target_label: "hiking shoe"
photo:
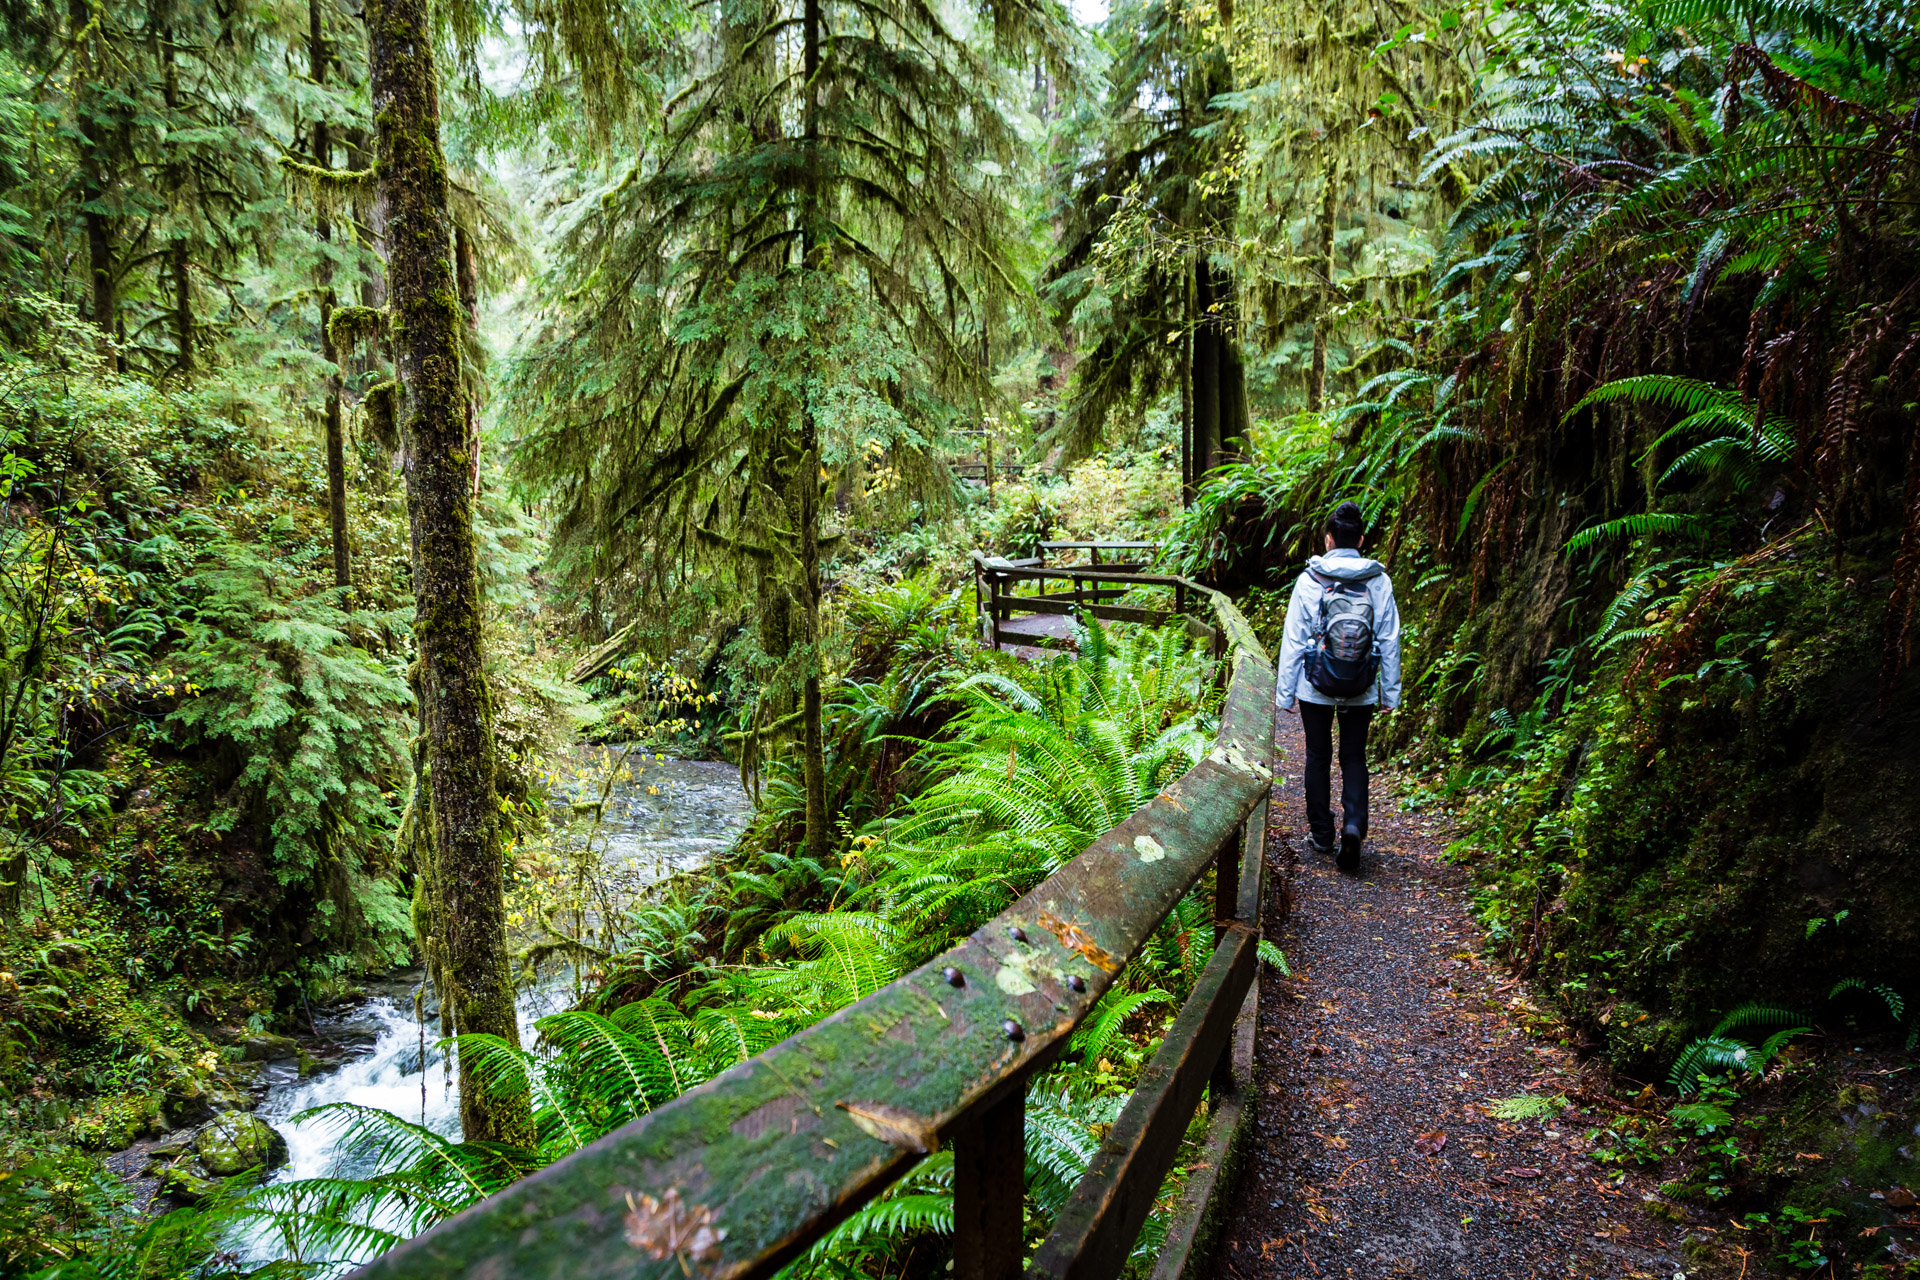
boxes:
[1337,826,1362,872]
[1304,833,1332,858]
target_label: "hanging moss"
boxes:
[327,304,386,353]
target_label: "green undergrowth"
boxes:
[0,313,581,1265]
[1399,542,1918,1078]
[68,615,1235,1278]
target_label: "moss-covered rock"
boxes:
[192,1112,288,1176]
[69,1092,162,1151]
[241,1032,300,1062]
[158,1165,220,1205]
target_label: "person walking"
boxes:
[1274,500,1401,871]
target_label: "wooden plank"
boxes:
[954,1084,1027,1280]
[1024,926,1259,1280]
[989,596,1175,626]
[1038,541,1157,551]
[968,553,1185,590]
[1152,796,1270,1280]
[346,656,1276,1280]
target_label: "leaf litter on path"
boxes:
[1209,710,1686,1279]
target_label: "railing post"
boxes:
[954,1082,1026,1280]
[991,573,1003,650]
[1209,820,1245,1110]
[975,561,985,640]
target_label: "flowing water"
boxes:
[227,756,752,1270]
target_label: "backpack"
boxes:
[1303,570,1380,700]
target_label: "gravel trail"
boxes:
[1213,709,1687,1280]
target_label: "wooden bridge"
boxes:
[352,547,1276,1280]
[972,542,1202,651]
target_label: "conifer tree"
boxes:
[1228,0,1480,407]
[3,0,276,372]
[511,0,1070,860]
[1047,0,1249,494]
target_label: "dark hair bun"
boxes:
[1326,500,1366,548]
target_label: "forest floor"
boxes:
[1213,709,1694,1279]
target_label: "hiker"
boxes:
[1273,500,1401,871]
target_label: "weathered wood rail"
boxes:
[351,582,1275,1280]
[972,544,1196,650]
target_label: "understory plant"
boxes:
[168,619,1227,1276]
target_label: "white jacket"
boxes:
[1273,548,1402,709]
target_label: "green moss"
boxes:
[1443,556,1920,1051]
[69,1091,160,1151]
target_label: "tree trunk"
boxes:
[72,0,112,350]
[312,0,350,588]
[1308,160,1337,413]
[1180,281,1193,504]
[795,0,830,863]
[366,0,529,1146]
[1189,255,1249,479]
[162,29,192,379]
[1191,255,1222,480]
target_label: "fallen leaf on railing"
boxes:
[837,1101,940,1153]
[1039,910,1120,972]
[1412,1131,1447,1155]
[624,1189,727,1264]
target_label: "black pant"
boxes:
[1300,702,1373,848]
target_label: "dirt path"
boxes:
[1213,709,1687,1280]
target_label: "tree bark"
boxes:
[1308,160,1337,413]
[312,0,350,588]
[796,0,830,863]
[1180,272,1194,504]
[71,0,112,351]
[366,0,529,1145]
[1190,255,1249,479]
[162,28,192,379]
[1191,256,1222,479]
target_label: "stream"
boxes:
[227,756,753,1270]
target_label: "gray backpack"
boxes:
[1304,571,1379,699]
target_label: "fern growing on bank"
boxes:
[1668,1003,1811,1093]
[187,619,1224,1277]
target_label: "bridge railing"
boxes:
[971,548,1197,650]
[352,589,1275,1280]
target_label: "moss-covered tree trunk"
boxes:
[796,0,831,863]
[1308,160,1337,413]
[161,28,192,379]
[366,0,529,1145]
[312,0,349,588]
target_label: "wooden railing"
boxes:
[972,545,1194,651]
[350,588,1275,1280]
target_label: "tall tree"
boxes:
[511,0,1071,860]
[1047,0,1249,495]
[1228,0,1479,409]
[311,0,351,589]
[365,0,529,1144]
